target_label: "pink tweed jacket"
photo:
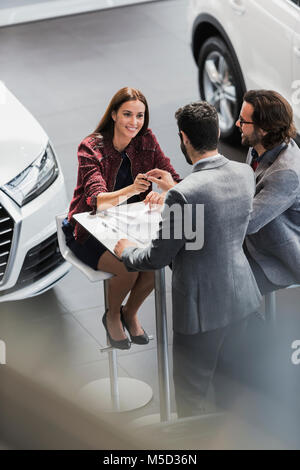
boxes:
[68,129,181,243]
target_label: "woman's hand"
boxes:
[132,173,151,195]
[144,191,166,208]
[146,169,177,192]
[97,173,150,211]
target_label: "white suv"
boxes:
[0,83,70,302]
[188,0,300,142]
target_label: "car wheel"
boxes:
[198,36,245,143]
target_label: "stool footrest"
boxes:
[100,335,154,353]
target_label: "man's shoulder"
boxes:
[226,158,253,172]
[172,172,200,194]
[277,140,300,170]
[227,159,255,183]
[191,158,253,179]
[264,141,300,184]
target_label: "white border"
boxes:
[0,0,155,27]
[0,339,6,365]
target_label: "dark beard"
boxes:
[240,127,262,148]
[180,141,193,165]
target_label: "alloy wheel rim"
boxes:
[202,51,237,133]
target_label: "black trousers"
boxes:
[172,314,255,418]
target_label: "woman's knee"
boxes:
[97,251,137,277]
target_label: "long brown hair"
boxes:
[92,87,149,139]
[244,90,297,150]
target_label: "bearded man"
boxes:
[236,90,300,294]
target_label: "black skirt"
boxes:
[62,218,106,270]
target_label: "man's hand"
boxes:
[114,239,137,258]
[146,169,177,192]
[144,190,166,208]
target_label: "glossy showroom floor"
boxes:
[0,0,300,449]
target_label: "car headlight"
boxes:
[1,143,59,206]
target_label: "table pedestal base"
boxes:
[77,377,153,413]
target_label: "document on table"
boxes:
[73,202,162,256]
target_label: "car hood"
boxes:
[0,82,48,187]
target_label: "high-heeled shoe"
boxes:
[102,310,131,350]
[120,306,149,345]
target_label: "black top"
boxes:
[114,151,140,204]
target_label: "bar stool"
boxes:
[55,213,153,413]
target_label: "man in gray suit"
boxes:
[236,90,300,294]
[114,102,261,417]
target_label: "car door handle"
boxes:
[229,0,246,15]
[294,46,300,58]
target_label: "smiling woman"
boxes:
[64,86,181,350]
[112,101,146,146]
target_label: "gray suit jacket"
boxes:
[122,155,261,335]
[246,140,300,286]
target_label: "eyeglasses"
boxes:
[238,116,254,126]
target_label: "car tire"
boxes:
[198,36,245,143]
